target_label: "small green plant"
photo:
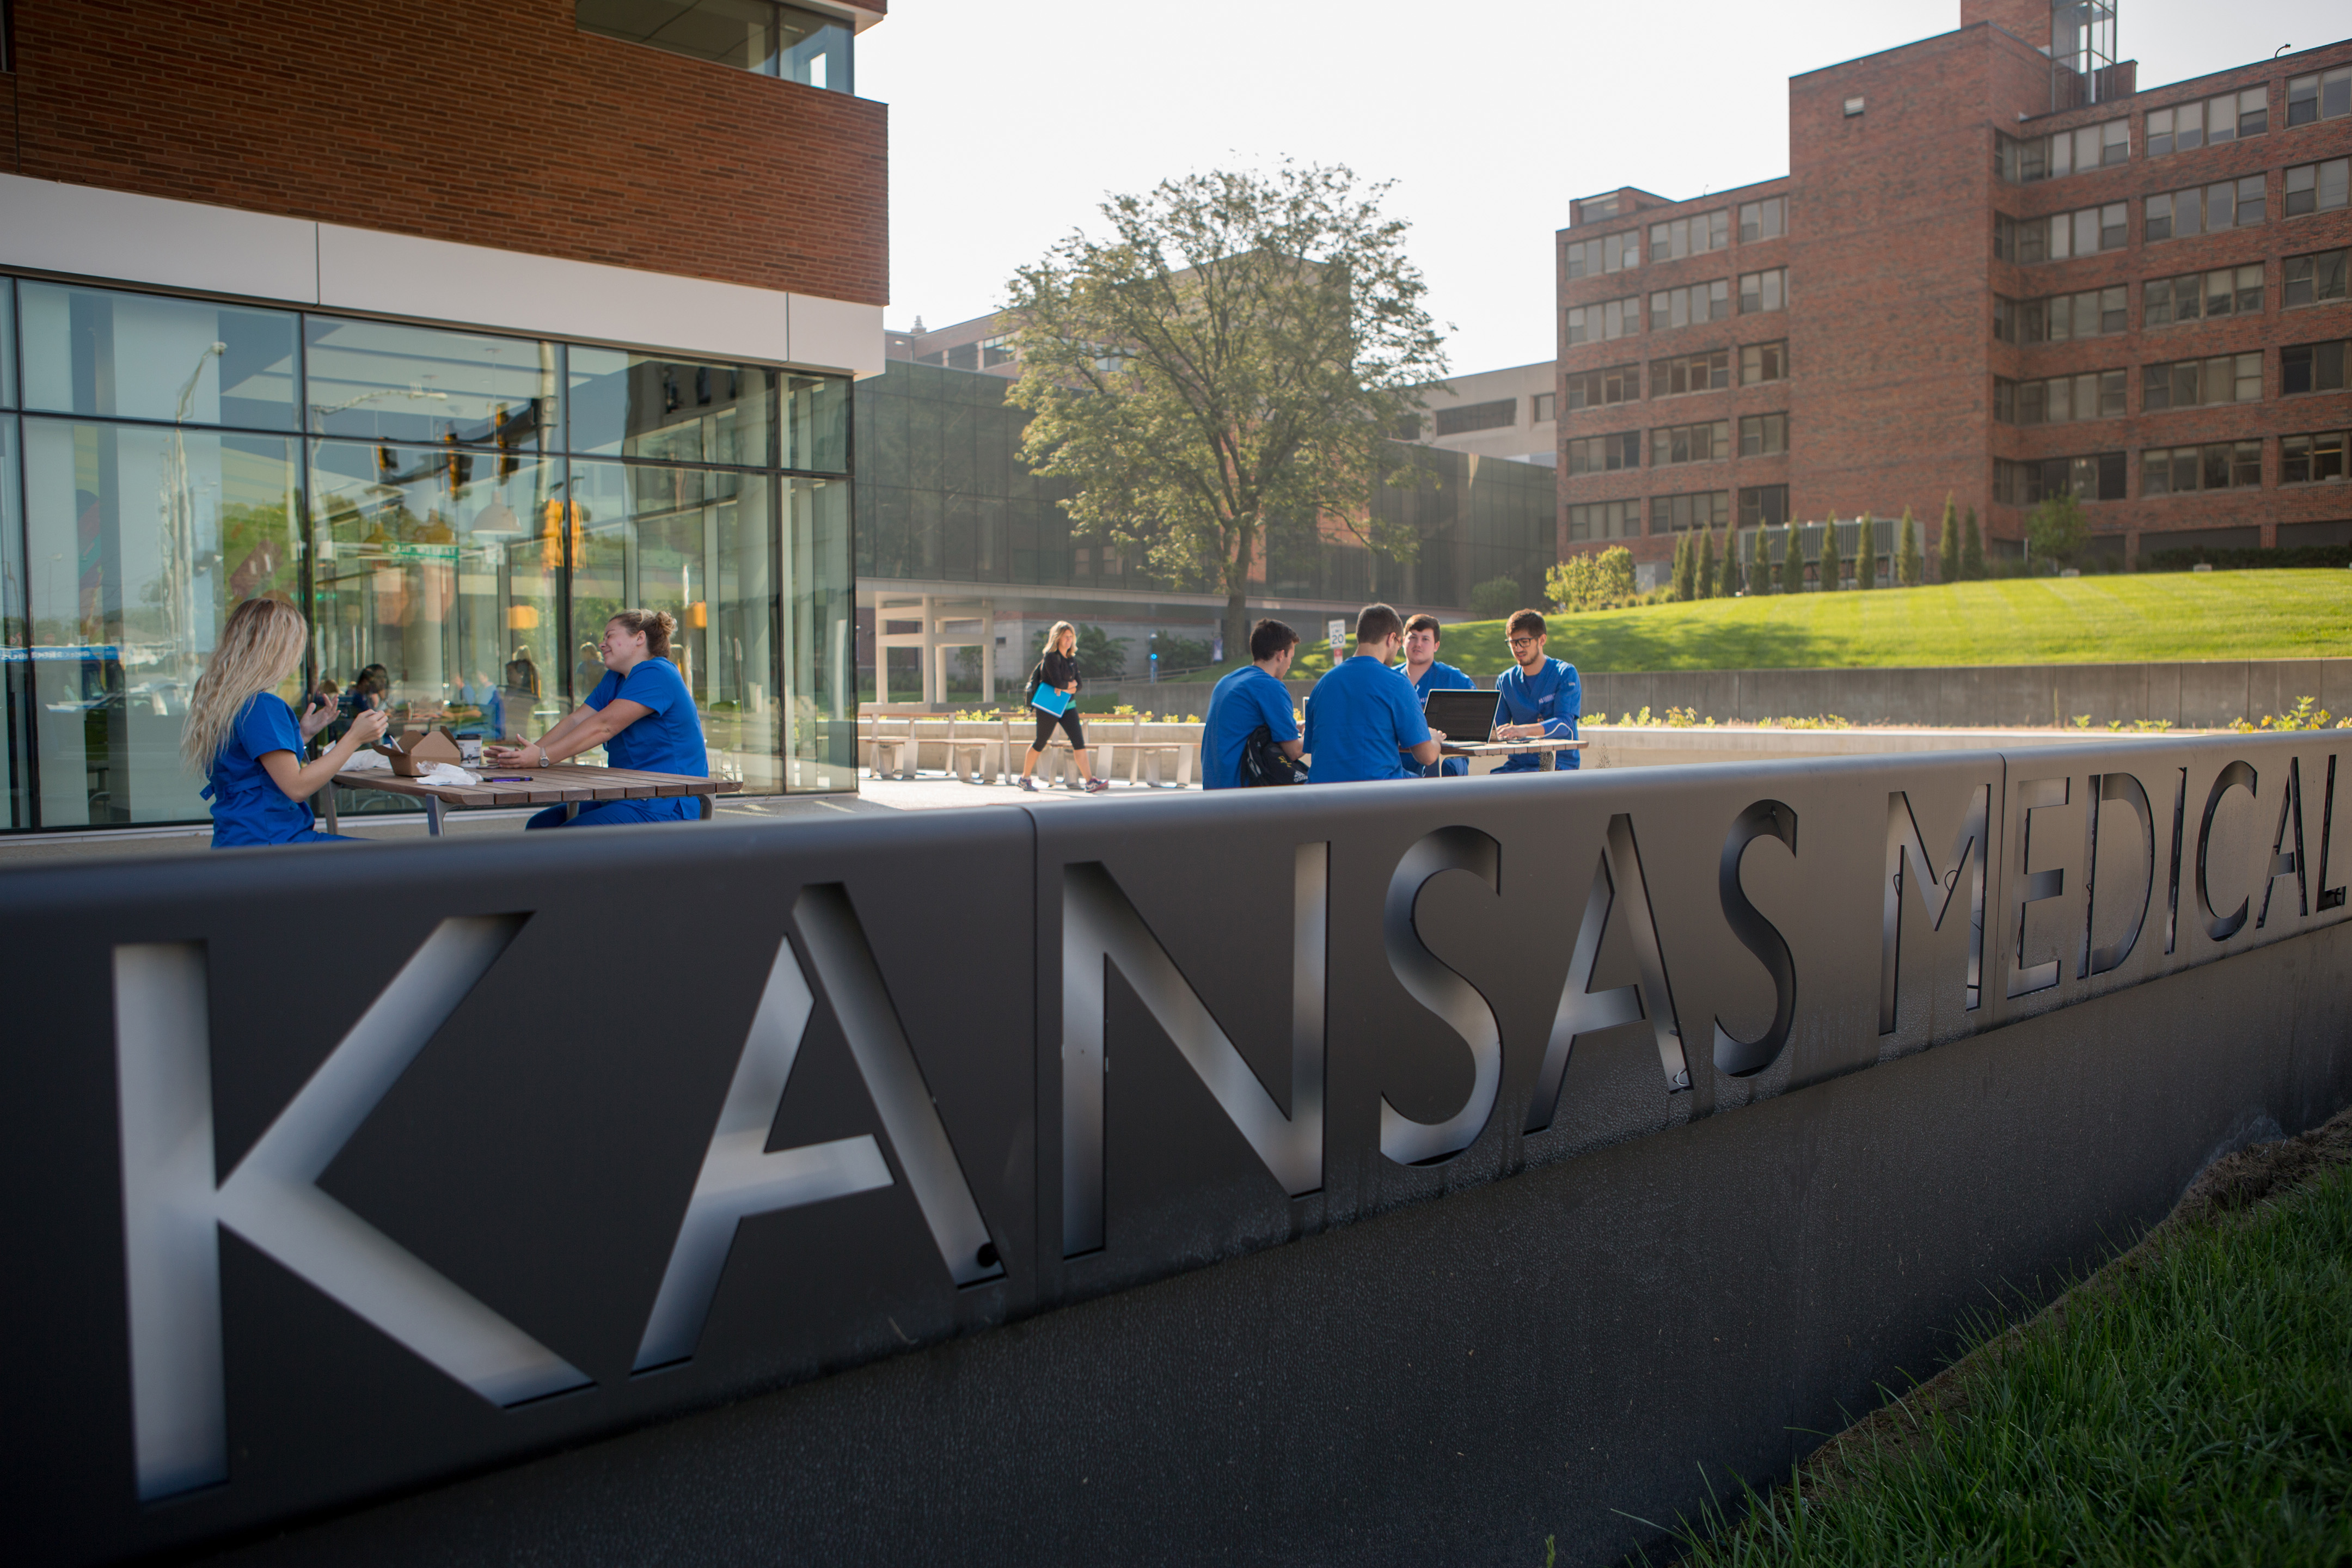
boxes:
[2069,713,2092,729]
[1937,492,1961,583]
[1821,522,1847,592]
[1778,529,1807,596]
[1719,532,1743,597]
[1469,574,1522,620]
[1962,504,1986,580]
[1855,513,1878,591]
[1895,506,1924,586]
[1671,533,1698,602]
[2259,696,2352,730]
[1697,527,1718,601]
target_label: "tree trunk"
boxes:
[1223,521,1257,669]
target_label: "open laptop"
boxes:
[1422,688,1503,744]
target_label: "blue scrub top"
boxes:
[1303,655,1431,784]
[1492,656,1581,772]
[206,693,314,847]
[1202,665,1300,789]
[586,657,707,777]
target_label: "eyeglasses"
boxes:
[1506,636,1540,650]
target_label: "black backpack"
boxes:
[1239,724,1308,786]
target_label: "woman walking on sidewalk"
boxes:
[1017,621,1107,793]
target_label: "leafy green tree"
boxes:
[1778,528,1807,595]
[1855,513,1878,590]
[1963,505,1986,580]
[1720,531,1743,597]
[1696,527,1717,600]
[1937,492,1961,583]
[1896,506,1924,586]
[1595,546,1637,605]
[1005,162,1447,660]
[1469,575,1520,620]
[2028,492,2088,571]
[1671,532,1697,601]
[1546,554,1594,612]
[1821,522,1847,591]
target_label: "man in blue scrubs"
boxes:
[1399,612,1474,777]
[1491,608,1580,773]
[487,608,708,826]
[1302,603,1442,784]
[1203,618,1303,788]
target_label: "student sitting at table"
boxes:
[1302,603,1443,785]
[486,608,707,828]
[1399,612,1473,777]
[182,597,389,848]
[1492,608,1581,772]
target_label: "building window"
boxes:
[1738,412,1788,456]
[1565,230,1642,278]
[1739,341,1790,384]
[1434,398,1518,436]
[1738,268,1786,314]
[2281,430,2349,485]
[576,0,855,91]
[1566,431,1641,475]
[2285,249,2350,308]
[979,335,1016,368]
[1564,363,1641,409]
[2285,158,2351,217]
[1648,211,1729,260]
[1738,197,1786,242]
[1843,96,1866,117]
[1647,281,1730,330]
[2283,340,2350,395]
[2142,352,2263,411]
[1995,370,2126,424]
[2143,265,2265,328]
[1650,350,1729,397]
[1566,500,1640,541]
[1577,195,1621,223]
[1998,119,2130,182]
[2141,441,2264,495]
[1565,299,1641,345]
[1532,391,1556,421]
[1651,420,1729,465]
[1993,452,2127,505]
[2146,178,2267,241]
[1738,485,1789,527]
[1652,491,1730,531]
[2287,68,2351,127]
[2147,88,2268,156]
[2001,203,2130,261]
[1994,286,2129,342]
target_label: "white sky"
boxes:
[863,0,2347,374]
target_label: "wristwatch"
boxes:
[537,747,550,768]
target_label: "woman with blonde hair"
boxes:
[182,597,388,848]
[1016,620,1106,793]
[487,608,707,828]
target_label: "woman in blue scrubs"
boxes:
[487,608,708,828]
[182,598,390,848]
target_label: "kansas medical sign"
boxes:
[1,734,2343,1564]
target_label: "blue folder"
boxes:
[1031,685,1072,717]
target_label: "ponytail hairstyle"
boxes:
[607,608,676,659]
[182,597,309,774]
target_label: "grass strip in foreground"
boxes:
[1663,1111,2352,1566]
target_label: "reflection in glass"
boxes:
[2,418,24,826]
[575,0,853,91]
[19,283,298,430]
[568,347,771,467]
[304,317,557,450]
[785,477,855,791]
[308,440,565,743]
[1,278,15,407]
[569,459,777,787]
[783,373,849,474]
[23,418,302,825]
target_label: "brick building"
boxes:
[1557,0,2352,581]
[0,1,888,834]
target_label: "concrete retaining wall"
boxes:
[1108,659,2352,729]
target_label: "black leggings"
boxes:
[1030,708,1087,752]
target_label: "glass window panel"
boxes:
[2145,192,2173,243]
[307,439,564,743]
[2239,87,2268,137]
[782,476,854,791]
[2207,182,2235,231]
[2207,95,2237,144]
[567,347,772,467]
[790,373,856,472]
[2073,209,2098,255]
[2236,174,2266,225]
[304,316,557,449]
[776,4,853,91]
[2148,106,2175,156]
[1,418,22,826]
[2178,100,2205,151]
[579,0,776,71]
[566,458,778,785]
[22,418,301,825]
[0,278,14,408]
[19,283,298,430]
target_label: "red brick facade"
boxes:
[1558,14,2352,573]
[2,0,887,305]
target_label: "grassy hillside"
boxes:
[1174,573,2352,683]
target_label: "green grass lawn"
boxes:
[1667,1156,2352,1566]
[1168,573,2352,684]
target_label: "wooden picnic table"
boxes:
[1436,738,1588,773]
[322,764,740,835]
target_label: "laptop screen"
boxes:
[1422,688,1502,743]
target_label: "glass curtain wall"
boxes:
[0,275,856,831]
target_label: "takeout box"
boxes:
[367,726,464,777]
